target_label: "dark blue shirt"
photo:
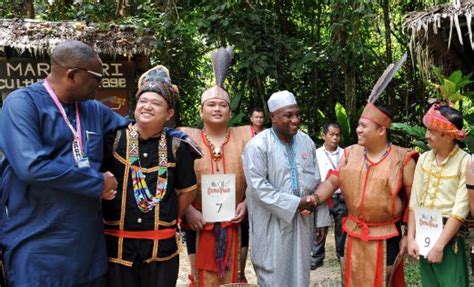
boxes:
[0,81,128,286]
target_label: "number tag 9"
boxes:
[424,237,431,248]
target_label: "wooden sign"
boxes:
[0,58,135,116]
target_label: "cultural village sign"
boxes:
[0,59,134,115]
[0,19,154,116]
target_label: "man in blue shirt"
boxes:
[0,40,128,286]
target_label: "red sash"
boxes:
[104,228,176,240]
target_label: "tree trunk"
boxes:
[343,63,357,123]
[116,0,128,17]
[24,0,35,19]
[313,1,322,105]
[340,1,360,121]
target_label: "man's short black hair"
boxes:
[250,107,264,116]
[50,40,98,69]
[438,105,463,130]
[373,102,393,121]
[322,122,340,134]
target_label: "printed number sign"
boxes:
[414,207,443,257]
[201,174,236,222]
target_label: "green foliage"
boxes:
[391,122,428,152]
[335,102,351,147]
[428,66,473,103]
[228,90,246,127]
[422,67,474,153]
[404,258,422,286]
[0,0,459,141]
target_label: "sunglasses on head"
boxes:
[51,58,103,82]
[70,67,103,82]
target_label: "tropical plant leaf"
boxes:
[464,134,474,153]
[228,112,246,127]
[230,91,243,111]
[432,66,444,84]
[411,140,429,152]
[317,109,326,121]
[439,79,457,99]
[464,91,474,98]
[449,93,467,102]
[335,102,351,146]
[391,122,426,138]
[447,70,463,84]
[456,79,473,89]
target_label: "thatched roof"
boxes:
[0,18,154,58]
[404,1,474,78]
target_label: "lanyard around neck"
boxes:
[43,79,84,158]
[324,147,340,170]
[271,128,299,194]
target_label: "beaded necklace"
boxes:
[363,142,391,169]
[201,128,230,173]
[128,125,168,213]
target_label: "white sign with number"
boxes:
[414,207,443,257]
[201,174,236,222]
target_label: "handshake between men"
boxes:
[298,193,321,213]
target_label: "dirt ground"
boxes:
[175,223,474,286]
[176,229,342,286]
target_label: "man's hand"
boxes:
[299,210,312,216]
[315,227,326,243]
[185,205,206,231]
[103,171,118,191]
[407,237,420,260]
[426,244,444,264]
[102,189,117,200]
[231,201,247,224]
[102,171,118,200]
[298,195,316,212]
[398,235,408,256]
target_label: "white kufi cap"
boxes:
[267,90,297,112]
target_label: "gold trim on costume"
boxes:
[104,220,120,226]
[152,204,159,258]
[112,152,176,169]
[420,154,463,209]
[108,257,133,267]
[118,131,131,260]
[158,219,177,227]
[420,166,459,180]
[145,234,182,263]
[113,151,128,165]
[145,251,179,263]
[177,184,198,194]
[450,214,465,222]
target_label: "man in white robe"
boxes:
[243,91,330,287]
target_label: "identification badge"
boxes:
[290,167,299,194]
[414,207,443,257]
[201,174,236,222]
[72,137,83,160]
[77,157,90,168]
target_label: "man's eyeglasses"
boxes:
[50,58,103,82]
[71,67,103,82]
